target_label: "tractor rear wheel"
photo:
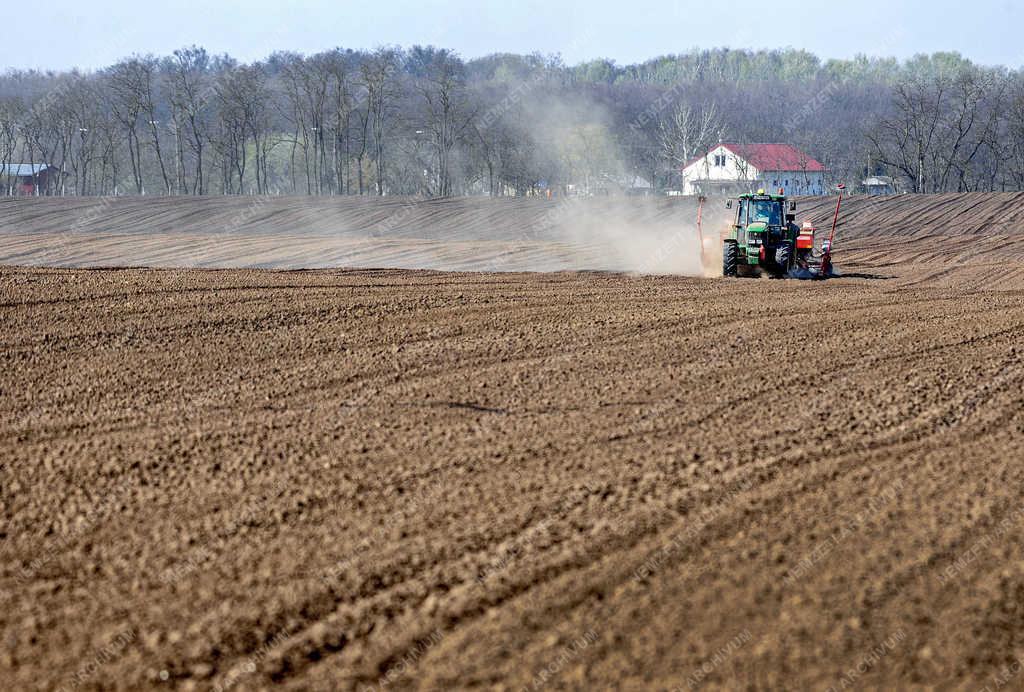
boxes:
[774,244,792,278]
[723,241,738,277]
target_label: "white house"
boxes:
[681,143,827,196]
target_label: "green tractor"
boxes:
[722,190,821,278]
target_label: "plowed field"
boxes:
[2,194,1024,690]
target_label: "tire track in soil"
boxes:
[143,301,1024,685]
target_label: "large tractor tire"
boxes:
[723,241,738,277]
[774,244,792,278]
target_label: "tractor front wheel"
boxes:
[723,241,738,277]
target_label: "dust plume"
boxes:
[525,196,713,276]
[0,196,726,276]
[477,88,728,277]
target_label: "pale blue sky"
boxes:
[6,0,1020,71]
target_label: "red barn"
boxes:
[1,164,58,196]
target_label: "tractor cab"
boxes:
[739,196,784,227]
[728,190,796,241]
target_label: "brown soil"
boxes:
[2,194,1024,690]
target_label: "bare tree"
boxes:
[106,60,148,193]
[131,57,173,194]
[1003,76,1024,190]
[167,46,212,194]
[870,65,1007,193]
[659,102,723,169]
[211,64,272,194]
[361,48,402,195]
[245,64,275,194]
[409,47,477,196]
[322,50,361,195]
[61,77,105,195]
[660,101,724,193]
[95,107,122,194]
[946,69,1006,191]
[279,53,331,194]
[352,92,372,194]
[0,99,23,195]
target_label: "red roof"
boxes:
[687,143,825,172]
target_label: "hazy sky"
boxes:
[5,0,1020,71]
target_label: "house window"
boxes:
[713,154,726,167]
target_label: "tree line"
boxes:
[0,46,1020,196]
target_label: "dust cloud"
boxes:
[0,196,725,276]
